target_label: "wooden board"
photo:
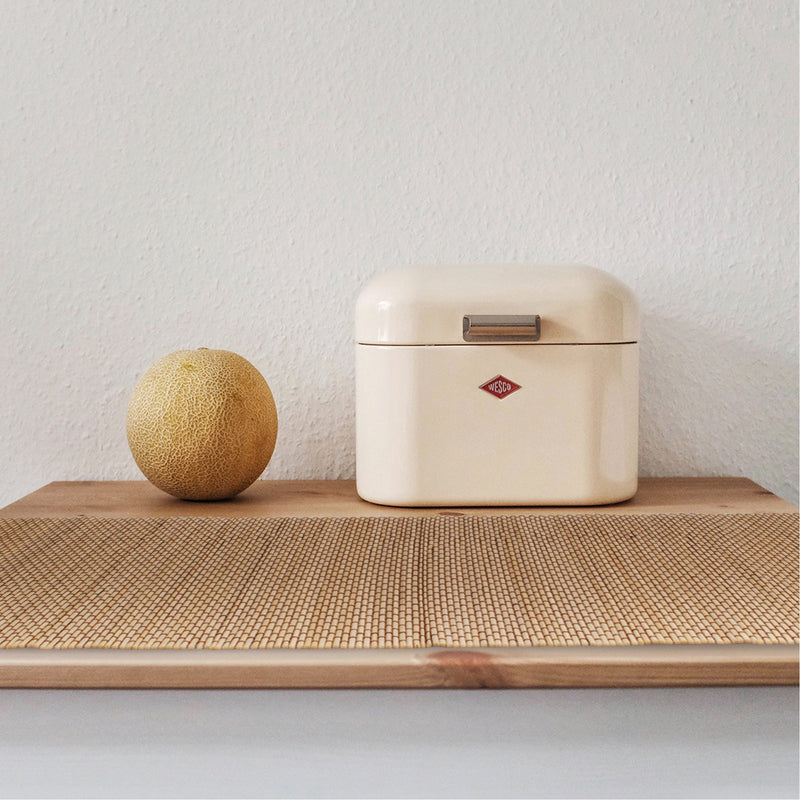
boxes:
[0,645,795,689]
[1,477,794,519]
[0,478,797,689]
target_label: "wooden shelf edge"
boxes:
[0,644,796,689]
[2,477,796,518]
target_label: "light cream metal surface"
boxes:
[355,264,639,345]
[355,265,639,506]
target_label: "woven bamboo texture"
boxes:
[0,513,796,650]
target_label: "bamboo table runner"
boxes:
[0,479,797,688]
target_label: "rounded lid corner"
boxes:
[355,264,638,345]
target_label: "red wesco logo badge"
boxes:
[479,375,521,399]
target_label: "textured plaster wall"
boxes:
[1,1,797,507]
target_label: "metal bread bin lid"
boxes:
[355,264,639,345]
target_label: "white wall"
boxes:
[1,1,797,507]
[1,687,798,798]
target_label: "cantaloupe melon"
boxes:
[126,348,277,500]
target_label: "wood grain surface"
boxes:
[1,477,795,519]
[0,645,795,689]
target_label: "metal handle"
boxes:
[462,314,541,342]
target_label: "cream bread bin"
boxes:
[355,265,639,506]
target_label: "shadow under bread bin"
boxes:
[355,265,639,507]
